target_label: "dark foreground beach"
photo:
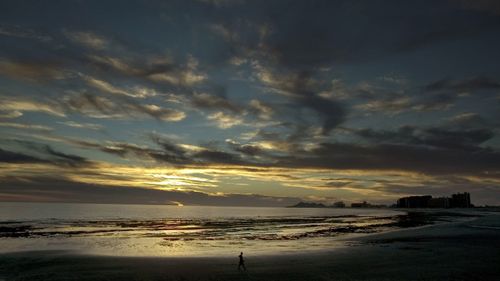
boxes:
[1,211,499,281]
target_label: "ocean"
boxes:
[0,202,405,257]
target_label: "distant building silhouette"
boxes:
[333,201,346,208]
[450,192,471,208]
[397,195,432,208]
[351,201,370,208]
[428,197,450,208]
[396,192,472,208]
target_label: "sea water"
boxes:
[0,202,404,257]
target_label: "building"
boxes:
[397,195,432,208]
[333,201,345,208]
[396,192,472,208]
[351,201,370,208]
[428,197,450,208]
[450,192,471,208]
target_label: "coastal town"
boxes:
[290,192,474,209]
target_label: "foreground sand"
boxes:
[1,212,499,281]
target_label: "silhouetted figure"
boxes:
[238,252,246,271]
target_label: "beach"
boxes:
[1,210,499,281]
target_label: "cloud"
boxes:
[396,76,500,113]
[355,97,413,114]
[0,96,65,117]
[446,112,495,129]
[0,122,53,131]
[0,59,69,81]
[0,0,499,205]
[208,111,244,129]
[348,79,469,115]
[41,146,89,167]
[64,30,109,49]
[411,93,456,112]
[253,64,345,134]
[87,54,207,87]
[65,134,248,167]
[355,91,455,115]
[273,141,500,177]
[192,149,245,165]
[455,0,500,15]
[0,25,52,42]
[191,92,242,113]
[2,133,499,205]
[61,135,192,165]
[190,92,276,125]
[198,0,244,8]
[83,75,157,98]
[132,104,186,121]
[254,1,500,68]
[0,176,298,206]
[209,24,236,42]
[0,111,23,118]
[61,92,186,121]
[66,125,500,180]
[148,71,207,86]
[0,142,90,167]
[249,99,273,120]
[61,92,125,119]
[355,126,495,151]
[0,148,47,164]
[57,121,103,130]
[87,55,139,75]
[425,77,500,93]
[233,144,263,156]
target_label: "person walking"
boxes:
[238,252,246,271]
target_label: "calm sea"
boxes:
[0,202,404,257]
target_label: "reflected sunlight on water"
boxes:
[0,202,405,256]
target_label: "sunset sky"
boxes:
[1,0,500,206]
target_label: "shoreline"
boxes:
[0,209,467,258]
[1,210,499,280]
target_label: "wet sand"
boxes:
[1,211,499,281]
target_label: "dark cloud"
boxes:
[0,24,52,42]
[0,143,90,167]
[455,0,500,16]
[0,0,499,205]
[350,80,458,115]
[79,53,211,97]
[73,138,191,166]
[233,144,263,156]
[354,76,500,115]
[192,149,245,165]
[42,146,88,167]
[0,59,68,82]
[0,148,45,164]
[191,91,243,113]
[149,135,191,164]
[0,176,299,207]
[255,67,346,135]
[273,142,500,177]
[205,0,500,69]
[203,0,500,130]
[355,126,495,151]
[412,93,456,112]
[248,99,274,120]
[425,77,500,93]
[408,77,500,113]
[67,135,247,167]
[73,128,500,178]
[447,112,496,129]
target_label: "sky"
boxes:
[1,0,500,206]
